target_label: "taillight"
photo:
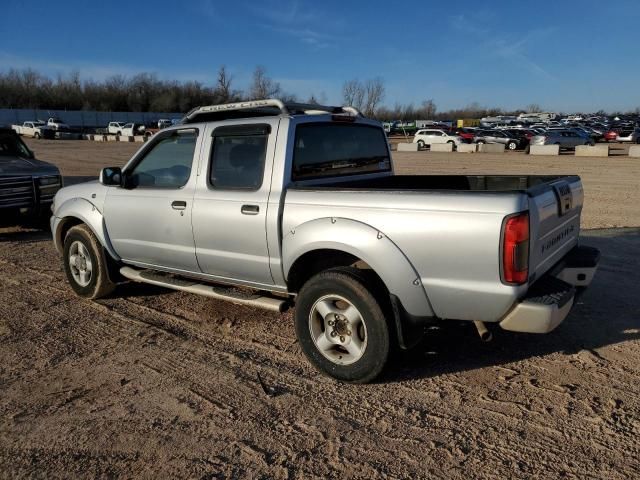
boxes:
[502,212,529,284]
[331,114,356,122]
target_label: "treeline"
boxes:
[1,67,636,119]
[0,66,296,113]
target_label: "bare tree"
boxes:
[215,65,234,103]
[363,77,385,117]
[248,66,281,100]
[342,79,365,110]
[420,99,437,119]
[526,103,542,113]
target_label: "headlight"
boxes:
[38,176,61,186]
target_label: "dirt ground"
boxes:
[1,140,639,479]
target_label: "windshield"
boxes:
[0,133,32,158]
[292,123,390,181]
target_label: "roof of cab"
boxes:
[182,99,362,124]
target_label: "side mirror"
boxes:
[99,167,122,186]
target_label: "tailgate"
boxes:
[528,176,583,282]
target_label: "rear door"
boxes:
[527,176,583,282]
[191,118,279,286]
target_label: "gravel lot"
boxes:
[1,140,639,478]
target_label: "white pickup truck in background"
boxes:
[11,121,55,139]
[46,117,70,131]
[107,122,126,135]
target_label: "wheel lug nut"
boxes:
[340,336,345,342]
[346,330,351,336]
[328,320,334,326]
[330,331,337,337]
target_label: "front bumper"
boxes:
[499,245,600,334]
[51,215,63,254]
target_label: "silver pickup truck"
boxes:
[50,100,600,383]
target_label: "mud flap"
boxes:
[390,295,434,350]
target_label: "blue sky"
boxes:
[1,0,639,112]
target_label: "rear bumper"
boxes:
[499,245,600,334]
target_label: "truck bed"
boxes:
[284,173,584,322]
[293,174,579,193]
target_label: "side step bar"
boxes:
[120,266,290,313]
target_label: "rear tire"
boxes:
[63,224,116,299]
[417,140,425,149]
[295,268,390,383]
[34,132,41,139]
[507,141,517,150]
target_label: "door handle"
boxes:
[241,204,260,215]
[171,200,187,210]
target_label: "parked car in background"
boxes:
[47,117,69,131]
[120,123,145,137]
[611,128,640,143]
[581,126,605,142]
[530,130,594,149]
[413,129,463,149]
[157,119,172,128]
[453,127,476,143]
[11,121,55,139]
[604,130,620,142]
[504,128,534,147]
[473,129,521,150]
[0,128,62,218]
[108,122,126,135]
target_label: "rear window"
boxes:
[292,123,390,181]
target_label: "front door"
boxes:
[103,128,201,272]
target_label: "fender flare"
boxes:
[53,197,120,262]
[282,217,434,318]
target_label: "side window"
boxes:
[209,124,269,190]
[127,130,197,188]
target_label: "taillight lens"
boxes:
[502,212,529,284]
[331,114,356,122]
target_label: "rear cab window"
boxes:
[292,123,390,181]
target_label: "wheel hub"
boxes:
[75,256,87,271]
[326,313,352,342]
[309,294,368,365]
[68,240,93,287]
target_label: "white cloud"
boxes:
[247,0,344,49]
[0,52,213,83]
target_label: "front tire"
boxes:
[507,141,517,150]
[295,268,390,383]
[63,224,115,299]
[34,132,41,139]
[417,140,425,149]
